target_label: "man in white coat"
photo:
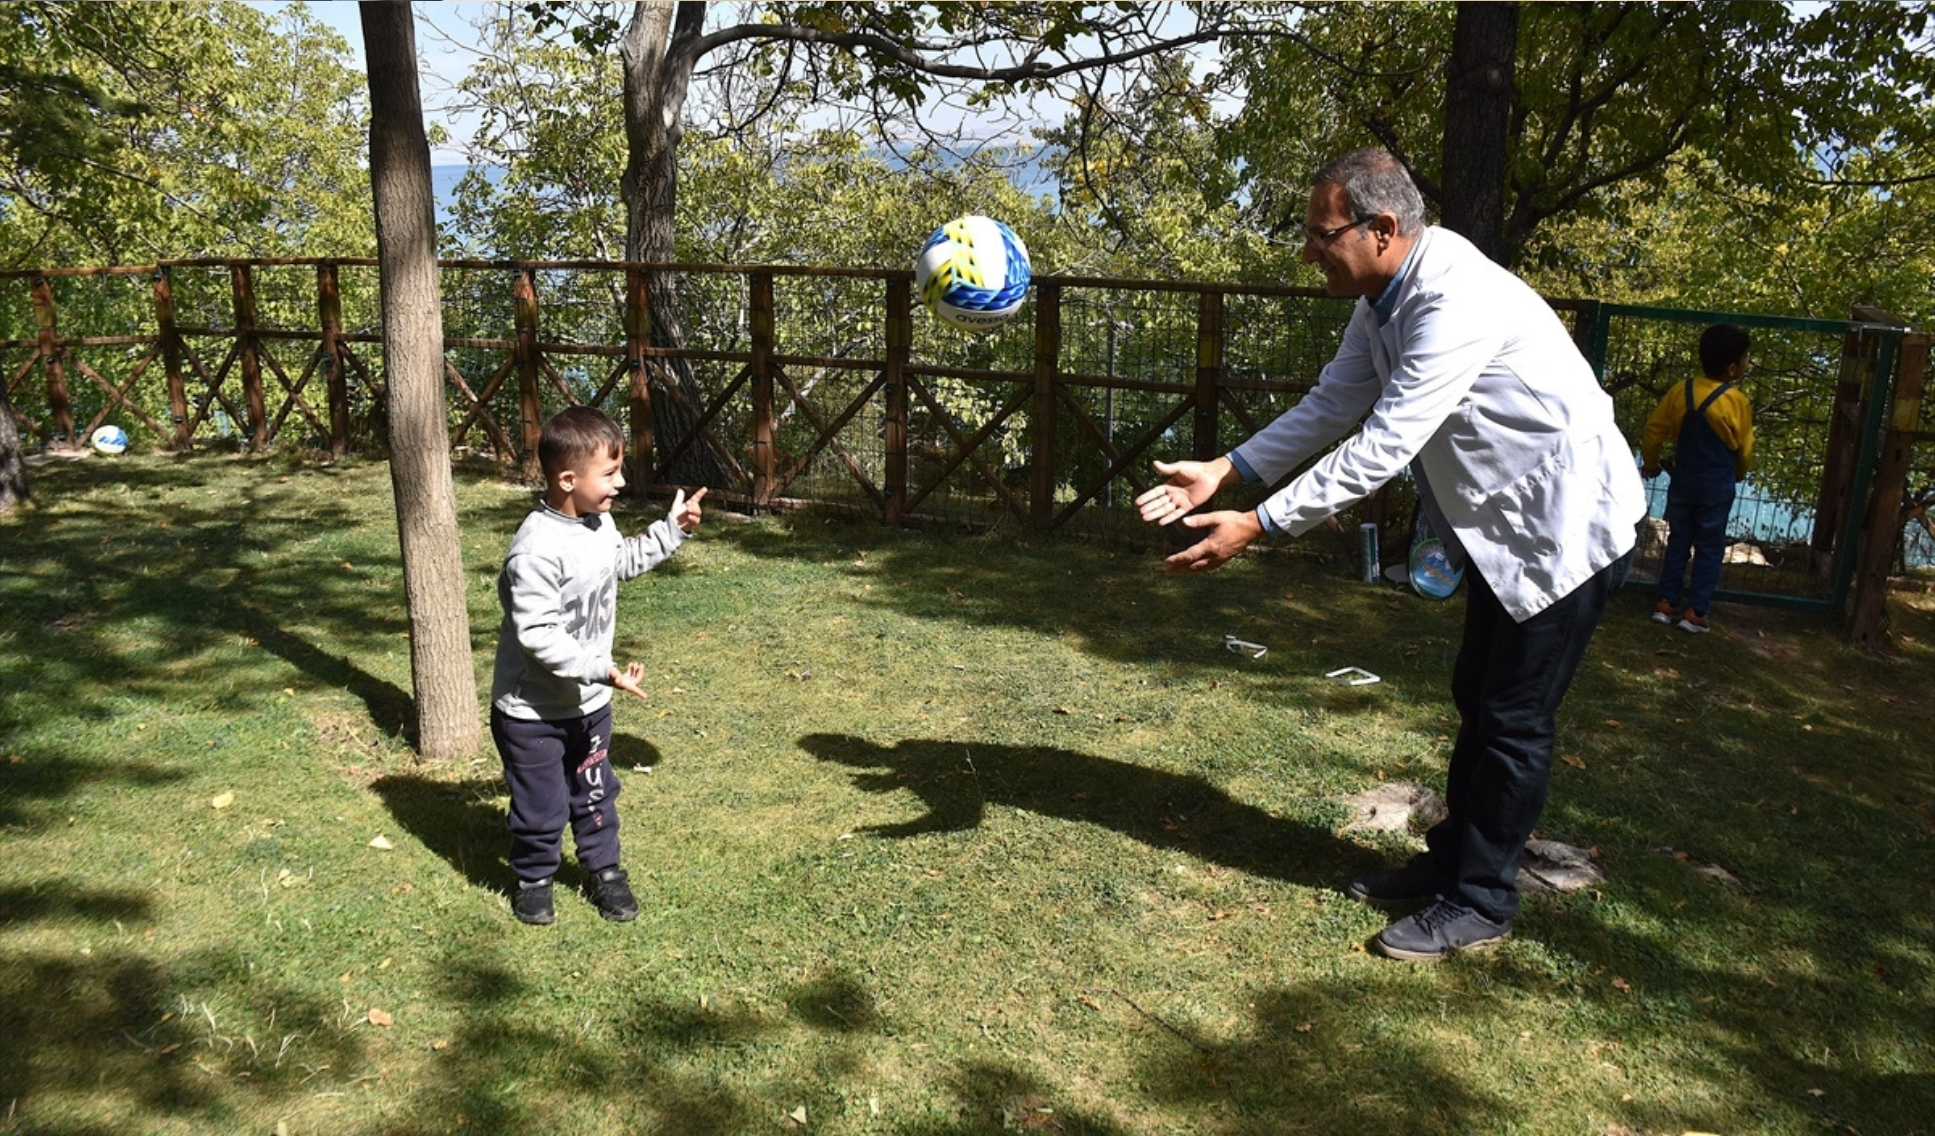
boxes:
[1137,149,1646,960]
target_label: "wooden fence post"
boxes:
[30,276,74,448]
[750,271,776,507]
[152,267,191,450]
[1030,282,1062,529]
[229,264,268,451]
[1813,315,1895,575]
[1194,290,1225,461]
[512,268,542,478]
[318,262,350,456]
[883,277,911,525]
[624,267,654,492]
[1847,331,1929,646]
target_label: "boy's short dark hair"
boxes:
[1699,324,1751,378]
[538,406,624,482]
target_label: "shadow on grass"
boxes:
[782,967,883,1033]
[1130,980,1512,1134]
[799,733,1381,888]
[0,753,188,831]
[0,455,466,756]
[368,774,506,894]
[712,514,1463,710]
[359,957,891,1135]
[0,946,372,1130]
[0,883,152,926]
[0,936,1525,1136]
[374,955,1146,1136]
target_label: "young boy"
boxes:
[490,406,705,924]
[1641,323,1754,634]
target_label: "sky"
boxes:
[251,1,490,165]
[249,2,1224,169]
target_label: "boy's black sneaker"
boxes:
[512,878,555,925]
[1347,856,1446,912]
[587,867,638,922]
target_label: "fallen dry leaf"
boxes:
[211,791,235,810]
[367,1008,393,1027]
[1561,754,1587,770]
[1611,976,1631,993]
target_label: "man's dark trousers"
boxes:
[1423,560,1618,924]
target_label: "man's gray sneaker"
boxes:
[1347,856,1446,912]
[1372,898,1510,961]
[512,878,555,925]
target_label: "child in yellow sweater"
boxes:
[1640,324,1755,633]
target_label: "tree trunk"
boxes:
[0,376,27,514]
[1439,2,1518,265]
[361,1,480,761]
[618,1,738,490]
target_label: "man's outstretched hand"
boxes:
[1161,509,1264,574]
[1135,459,1226,526]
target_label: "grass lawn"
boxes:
[2,452,1931,1136]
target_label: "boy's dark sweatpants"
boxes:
[492,704,623,884]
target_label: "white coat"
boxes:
[1232,226,1648,622]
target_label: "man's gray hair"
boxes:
[1315,149,1427,236]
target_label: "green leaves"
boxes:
[0,2,372,266]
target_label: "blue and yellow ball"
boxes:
[913,215,1032,331]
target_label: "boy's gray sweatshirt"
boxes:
[490,502,687,721]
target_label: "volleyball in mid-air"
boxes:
[913,215,1032,331]
[89,424,129,455]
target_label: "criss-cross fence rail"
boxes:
[2,259,1924,639]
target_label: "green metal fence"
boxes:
[1584,303,1913,614]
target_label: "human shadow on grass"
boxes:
[370,735,663,894]
[799,733,1379,888]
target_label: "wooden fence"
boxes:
[2,258,1925,639]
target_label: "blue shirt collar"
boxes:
[1370,233,1425,325]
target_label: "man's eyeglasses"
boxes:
[1303,217,1374,245]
